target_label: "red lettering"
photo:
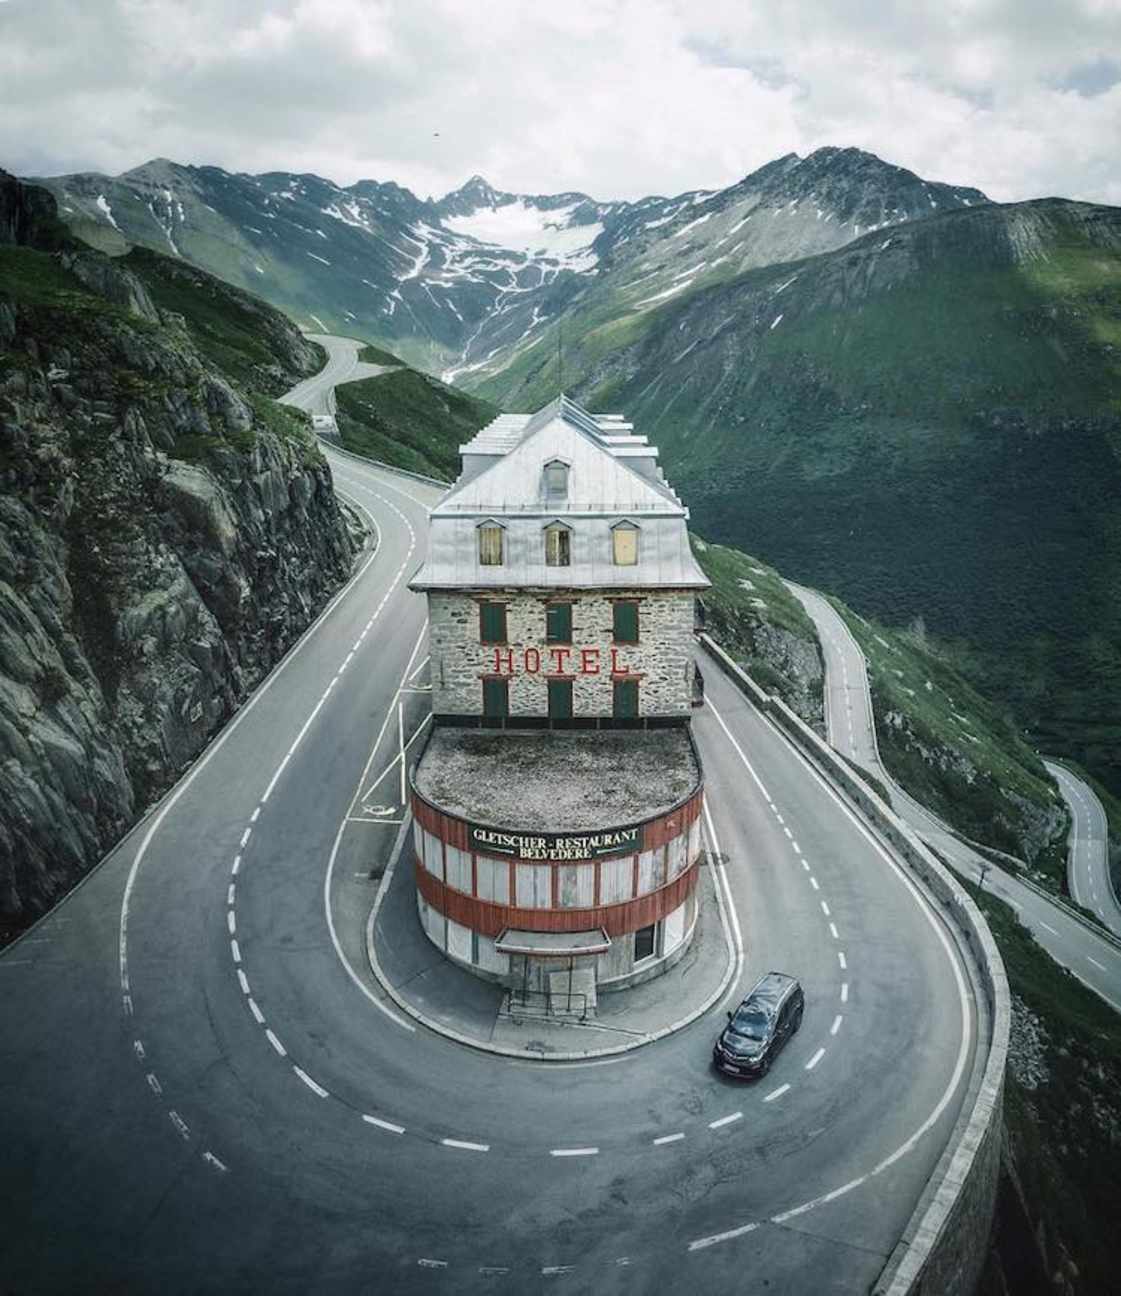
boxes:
[610,647,625,675]
[524,647,541,674]
[493,647,514,674]
[580,647,600,675]
[549,646,572,674]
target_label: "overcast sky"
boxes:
[2,0,1119,205]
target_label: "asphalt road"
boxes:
[1045,760,1120,937]
[788,581,1121,1014]
[0,343,979,1294]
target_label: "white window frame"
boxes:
[544,520,572,567]
[543,458,570,499]
[611,519,639,566]
[476,518,506,566]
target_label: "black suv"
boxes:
[712,972,804,1078]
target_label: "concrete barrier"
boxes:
[699,632,1010,1296]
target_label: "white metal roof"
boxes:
[411,393,709,591]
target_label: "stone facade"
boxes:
[429,588,697,719]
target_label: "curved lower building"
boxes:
[411,728,704,993]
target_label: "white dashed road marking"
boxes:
[363,1115,406,1135]
[806,1048,826,1070]
[441,1138,489,1152]
[763,1084,790,1103]
[653,1132,685,1145]
[708,1112,743,1129]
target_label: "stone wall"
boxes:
[428,588,696,717]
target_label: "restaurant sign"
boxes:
[468,824,641,861]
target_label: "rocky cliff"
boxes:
[0,172,356,937]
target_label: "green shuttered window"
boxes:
[548,679,573,719]
[612,600,639,643]
[482,678,509,717]
[545,602,572,643]
[613,678,639,718]
[479,601,507,644]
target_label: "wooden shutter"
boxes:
[482,678,509,717]
[479,601,507,644]
[546,602,572,643]
[478,525,503,565]
[613,678,639,718]
[548,679,573,719]
[612,601,639,643]
[612,525,638,565]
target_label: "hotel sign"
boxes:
[468,824,641,860]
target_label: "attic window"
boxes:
[478,522,505,566]
[544,460,569,499]
[544,522,571,567]
[612,520,639,566]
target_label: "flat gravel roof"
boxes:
[414,727,699,833]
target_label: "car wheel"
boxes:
[793,1007,804,1032]
[760,1053,772,1076]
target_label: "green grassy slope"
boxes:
[334,369,496,480]
[476,199,1121,798]
[835,604,1070,883]
[690,535,824,725]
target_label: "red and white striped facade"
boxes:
[411,782,704,987]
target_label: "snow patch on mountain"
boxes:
[96,195,119,229]
[443,200,602,271]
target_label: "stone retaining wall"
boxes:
[699,633,1009,1296]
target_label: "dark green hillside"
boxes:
[335,369,496,480]
[122,246,325,397]
[480,199,1121,795]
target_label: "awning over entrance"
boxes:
[495,927,611,957]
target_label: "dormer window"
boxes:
[544,459,569,499]
[611,520,639,566]
[544,521,571,567]
[477,520,505,566]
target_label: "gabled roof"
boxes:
[438,393,683,516]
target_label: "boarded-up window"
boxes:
[516,862,552,908]
[478,524,504,565]
[475,855,509,904]
[558,863,595,908]
[613,678,639,718]
[612,600,639,643]
[600,855,634,904]
[546,602,572,643]
[667,831,688,879]
[544,461,568,497]
[447,918,472,963]
[445,843,472,893]
[663,903,686,956]
[422,828,444,879]
[688,816,702,866]
[612,523,638,565]
[548,679,573,719]
[482,678,509,717]
[479,601,506,644]
[637,847,666,895]
[545,525,570,566]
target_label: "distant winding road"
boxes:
[788,582,1121,1012]
[0,341,983,1294]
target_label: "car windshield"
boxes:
[731,1008,770,1041]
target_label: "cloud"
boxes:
[1,0,1119,206]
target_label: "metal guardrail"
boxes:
[319,437,454,491]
